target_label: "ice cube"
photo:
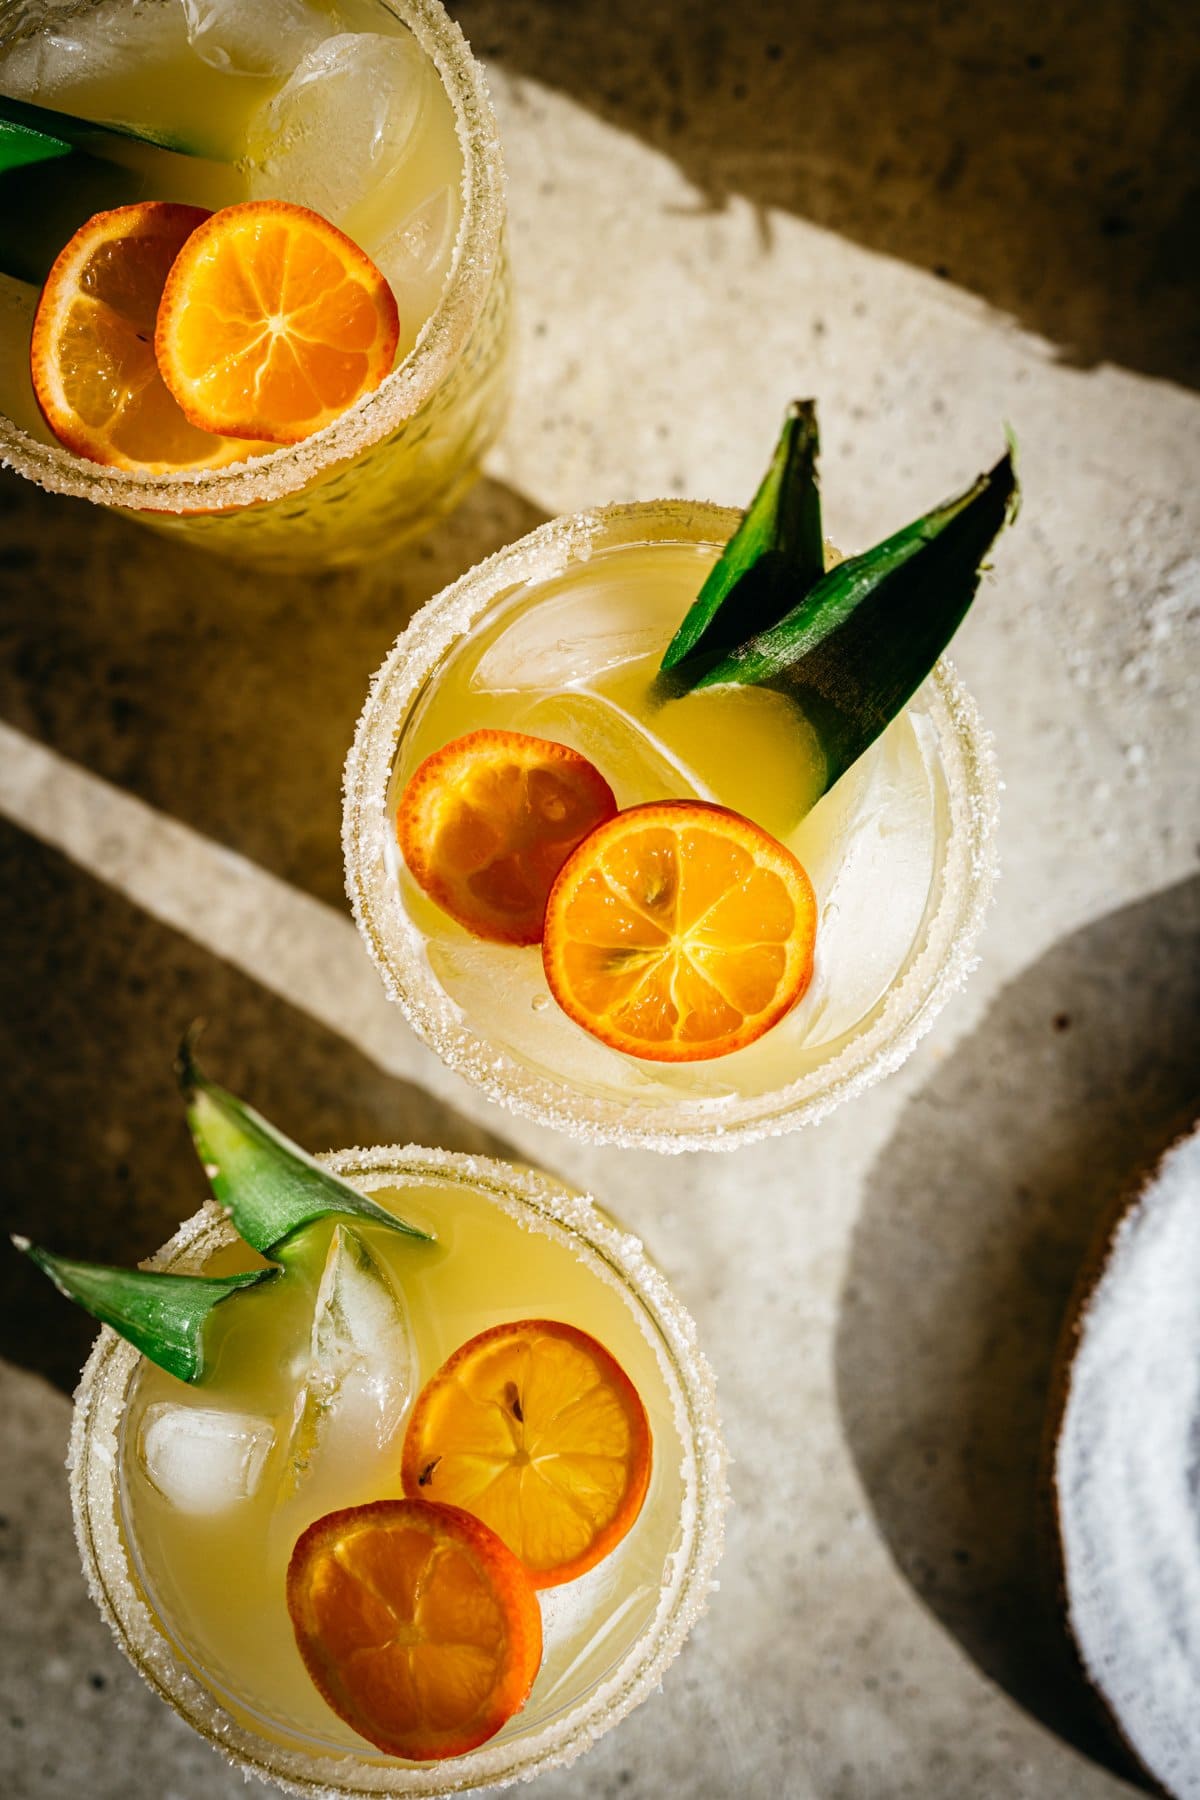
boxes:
[180,0,328,78]
[282,1222,415,1493]
[245,31,431,228]
[0,4,187,113]
[524,692,715,807]
[790,710,937,1044]
[470,590,663,695]
[526,672,824,839]
[374,184,457,336]
[138,1404,274,1515]
[0,3,253,158]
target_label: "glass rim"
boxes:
[342,497,1002,1154]
[69,1142,728,1798]
[0,0,506,515]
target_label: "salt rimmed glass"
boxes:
[70,1144,726,1796]
[0,0,510,569]
[344,499,1000,1153]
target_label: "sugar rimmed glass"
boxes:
[0,0,510,569]
[344,500,1000,1152]
[70,1144,726,1796]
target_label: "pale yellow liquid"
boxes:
[0,0,509,565]
[387,536,952,1111]
[120,1169,689,1758]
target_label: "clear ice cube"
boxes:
[524,692,715,805]
[245,31,430,228]
[0,4,187,112]
[281,1222,415,1495]
[0,2,274,158]
[374,184,457,335]
[180,0,328,78]
[790,709,938,1044]
[470,589,663,695]
[138,1404,274,1515]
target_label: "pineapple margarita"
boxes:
[0,0,508,564]
[346,406,1013,1150]
[22,1052,724,1790]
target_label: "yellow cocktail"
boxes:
[0,0,509,565]
[71,1145,726,1790]
[345,500,1000,1149]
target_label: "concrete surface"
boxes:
[2,3,1198,1796]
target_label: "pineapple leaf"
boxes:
[178,1038,433,1255]
[12,1237,277,1384]
[0,92,197,167]
[661,399,825,680]
[689,442,1018,790]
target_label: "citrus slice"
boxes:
[287,1498,542,1762]
[397,730,619,946]
[401,1319,652,1588]
[30,202,269,473]
[155,199,400,445]
[542,799,817,1062]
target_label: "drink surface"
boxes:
[387,535,951,1110]
[0,0,508,563]
[120,1168,688,1754]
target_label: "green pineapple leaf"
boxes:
[688,439,1019,791]
[661,398,825,681]
[178,1037,433,1255]
[0,92,198,168]
[12,1237,277,1384]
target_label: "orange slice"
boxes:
[30,202,269,473]
[155,200,399,445]
[397,730,619,946]
[287,1498,542,1762]
[542,799,817,1062]
[401,1319,652,1589]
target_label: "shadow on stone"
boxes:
[0,471,549,911]
[835,873,1200,1784]
[0,819,522,1395]
[455,0,1199,388]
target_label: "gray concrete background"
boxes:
[1,2,1198,1796]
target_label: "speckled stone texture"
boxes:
[1,2,1198,1797]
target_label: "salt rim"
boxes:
[0,0,507,515]
[341,498,1002,1154]
[68,1144,728,1798]
[1052,1123,1200,1800]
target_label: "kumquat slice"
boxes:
[155,199,399,445]
[401,1318,652,1589]
[287,1498,542,1762]
[30,202,269,472]
[397,730,619,946]
[542,800,817,1062]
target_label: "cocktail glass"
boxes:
[344,500,1000,1152]
[71,1144,726,1794]
[0,0,509,569]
